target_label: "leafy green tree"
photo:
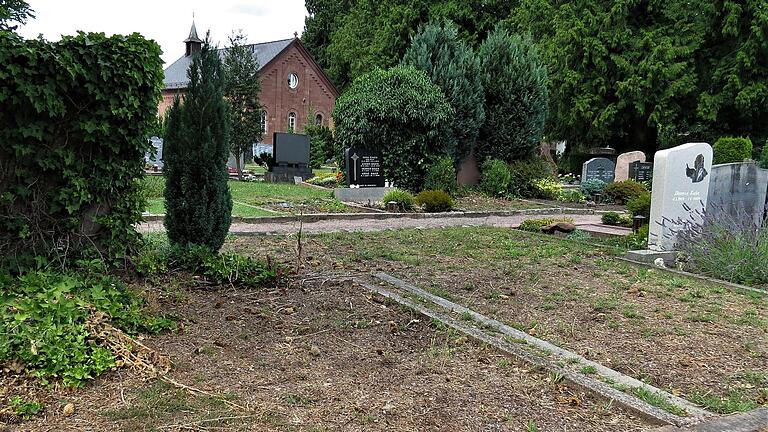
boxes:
[223,30,262,181]
[333,67,452,191]
[0,0,33,31]
[163,38,232,252]
[476,28,548,163]
[306,123,335,168]
[402,19,484,164]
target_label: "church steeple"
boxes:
[184,19,202,56]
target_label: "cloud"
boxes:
[228,3,270,16]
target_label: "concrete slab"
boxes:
[626,249,678,267]
[654,407,767,431]
[334,187,394,204]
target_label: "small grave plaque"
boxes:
[629,161,653,182]
[346,148,384,187]
[582,157,616,183]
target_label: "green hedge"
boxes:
[0,32,163,271]
[713,137,753,165]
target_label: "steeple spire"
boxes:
[184,16,202,56]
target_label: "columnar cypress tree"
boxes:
[477,28,549,163]
[401,19,485,165]
[163,39,232,251]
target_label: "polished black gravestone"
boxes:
[581,157,616,183]
[265,132,313,183]
[345,148,384,187]
[630,161,653,182]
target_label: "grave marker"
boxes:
[614,151,645,182]
[345,148,384,187]
[629,161,653,182]
[581,158,616,183]
[648,142,713,251]
[706,162,768,228]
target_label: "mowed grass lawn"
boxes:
[142,175,348,216]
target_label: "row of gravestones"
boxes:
[581,152,653,184]
[646,142,768,251]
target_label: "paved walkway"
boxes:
[139,213,606,236]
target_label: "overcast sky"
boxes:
[18,0,309,66]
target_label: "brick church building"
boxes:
[159,21,339,145]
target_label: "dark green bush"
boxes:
[333,67,452,191]
[423,157,457,194]
[627,192,652,218]
[759,144,768,169]
[307,124,335,168]
[601,212,622,225]
[416,190,454,212]
[508,158,554,198]
[480,159,512,197]
[602,180,647,205]
[382,189,415,211]
[0,271,175,387]
[163,41,232,252]
[713,137,753,165]
[0,32,164,271]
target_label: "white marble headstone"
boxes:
[648,143,713,251]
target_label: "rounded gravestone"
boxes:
[582,157,616,183]
[614,151,646,182]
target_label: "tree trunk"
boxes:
[236,152,244,181]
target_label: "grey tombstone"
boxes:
[706,162,768,228]
[648,142,713,251]
[614,151,645,182]
[581,157,616,183]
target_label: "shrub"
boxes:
[760,144,768,169]
[306,124,335,168]
[401,19,485,163]
[382,188,415,211]
[140,175,165,201]
[627,192,652,218]
[480,159,512,197]
[477,28,548,163]
[532,178,562,200]
[508,158,555,198]
[423,157,457,194]
[0,271,174,387]
[601,212,622,225]
[306,172,340,188]
[333,67,452,191]
[0,32,164,272]
[558,189,587,203]
[602,180,647,204]
[416,190,454,212]
[677,210,768,286]
[579,179,607,198]
[163,41,232,252]
[625,224,649,249]
[518,217,574,232]
[713,137,753,165]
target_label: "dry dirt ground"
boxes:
[7,269,652,431]
[234,227,768,415]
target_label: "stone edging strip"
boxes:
[142,207,595,224]
[653,408,768,432]
[616,257,767,297]
[357,279,694,427]
[372,272,711,422]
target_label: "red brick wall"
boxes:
[157,41,337,146]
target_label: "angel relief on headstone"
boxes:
[685,154,708,183]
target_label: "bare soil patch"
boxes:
[9,267,650,431]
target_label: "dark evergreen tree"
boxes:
[163,38,232,251]
[477,28,548,163]
[401,19,485,165]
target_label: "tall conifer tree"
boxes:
[163,37,232,251]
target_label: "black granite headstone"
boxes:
[345,148,384,187]
[630,161,653,182]
[581,157,616,183]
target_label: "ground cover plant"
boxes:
[239,227,768,415]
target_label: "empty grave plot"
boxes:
[234,227,768,417]
[20,269,649,431]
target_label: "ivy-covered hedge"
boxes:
[0,32,164,271]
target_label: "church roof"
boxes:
[163,38,294,90]
[184,21,202,43]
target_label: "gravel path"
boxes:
[139,213,605,236]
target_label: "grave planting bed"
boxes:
[16,270,648,431]
[236,227,768,416]
[454,192,554,212]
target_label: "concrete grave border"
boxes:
[360,273,715,427]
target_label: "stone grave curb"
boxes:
[615,257,767,297]
[142,207,595,224]
[372,272,711,423]
[653,407,767,432]
[357,278,698,427]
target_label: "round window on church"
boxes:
[288,73,299,89]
